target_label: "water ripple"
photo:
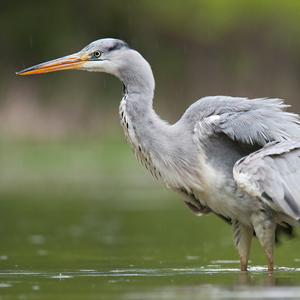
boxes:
[0,265,298,279]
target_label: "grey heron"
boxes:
[17,38,300,272]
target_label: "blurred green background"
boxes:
[2,0,300,139]
[2,1,300,297]
[1,0,300,248]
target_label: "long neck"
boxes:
[119,86,202,192]
[119,77,170,166]
[117,50,202,191]
[117,51,172,176]
[118,49,169,151]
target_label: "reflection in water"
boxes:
[0,267,300,299]
[123,285,300,300]
[0,265,300,278]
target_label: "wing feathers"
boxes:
[187,96,300,219]
[184,96,300,146]
[234,140,300,219]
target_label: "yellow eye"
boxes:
[93,51,101,58]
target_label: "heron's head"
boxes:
[17,38,155,92]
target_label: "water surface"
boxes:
[0,139,300,299]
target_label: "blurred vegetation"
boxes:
[2,3,300,289]
[2,0,300,138]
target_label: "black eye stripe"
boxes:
[107,41,131,52]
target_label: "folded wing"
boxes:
[233,139,300,219]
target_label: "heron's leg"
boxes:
[251,211,276,271]
[231,220,253,271]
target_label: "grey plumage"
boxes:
[234,139,300,219]
[185,96,300,145]
[17,38,300,271]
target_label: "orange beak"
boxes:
[16,53,89,75]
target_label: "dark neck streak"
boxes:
[122,82,128,97]
[118,52,188,181]
[120,82,172,174]
[119,80,202,192]
[118,51,201,189]
[125,85,164,137]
